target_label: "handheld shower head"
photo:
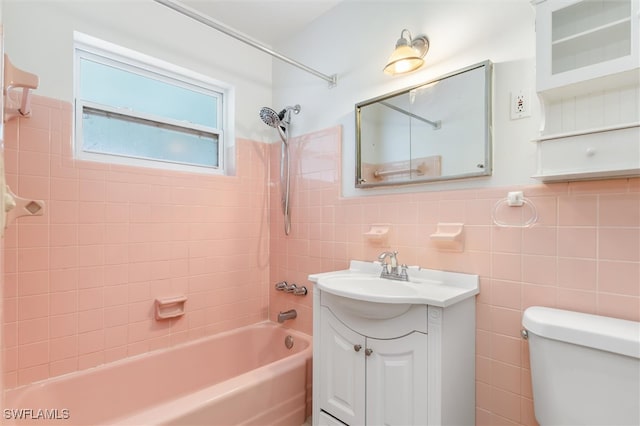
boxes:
[258,104,301,236]
[259,107,281,129]
[260,104,302,145]
[260,105,301,130]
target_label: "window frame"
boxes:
[73,31,234,175]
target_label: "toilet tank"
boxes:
[523,307,640,426]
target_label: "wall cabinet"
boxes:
[534,0,639,94]
[532,0,640,181]
[313,290,475,426]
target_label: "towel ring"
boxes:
[491,193,538,228]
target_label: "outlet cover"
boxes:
[510,89,531,120]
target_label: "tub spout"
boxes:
[278,309,297,323]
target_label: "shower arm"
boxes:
[153,0,338,88]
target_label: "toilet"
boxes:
[523,306,640,426]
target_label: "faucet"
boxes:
[277,309,297,323]
[378,251,398,273]
[377,251,409,281]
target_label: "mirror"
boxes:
[356,61,492,188]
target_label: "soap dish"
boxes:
[364,223,391,246]
[155,295,187,320]
[430,223,464,252]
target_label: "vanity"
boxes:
[309,260,479,426]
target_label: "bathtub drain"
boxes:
[285,335,294,349]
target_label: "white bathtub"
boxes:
[3,322,312,425]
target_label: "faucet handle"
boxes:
[389,251,398,268]
[293,286,308,296]
[400,264,409,279]
[285,283,297,293]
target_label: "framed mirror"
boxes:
[356,61,492,188]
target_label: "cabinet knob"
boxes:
[365,348,373,356]
[354,344,362,352]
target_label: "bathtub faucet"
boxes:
[277,309,297,323]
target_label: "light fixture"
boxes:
[383,29,429,76]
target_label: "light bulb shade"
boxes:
[383,44,424,75]
[383,30,429,76]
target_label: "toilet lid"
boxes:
[523,306,640,359]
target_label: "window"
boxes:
[74,32,234,174]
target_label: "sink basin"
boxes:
[318,274,420,319]
[320,274,421,301]
[309,260,479,308]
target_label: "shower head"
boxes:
[260,105,301,129]
[259,104,300,236]
[259,107,281,129]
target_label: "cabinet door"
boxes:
[319,306,366,426]
[536,0,639,92]
[318,411,348,426]
[365,332,428,426]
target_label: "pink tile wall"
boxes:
[5,96,639,424]
[269,126,640,426]
[3,96,270,388]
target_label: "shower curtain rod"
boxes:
[153,0,338,88]
[380,101,441,129]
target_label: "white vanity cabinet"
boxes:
[532,0,640,182]
[310,259,478,426]
[318,305,428,426]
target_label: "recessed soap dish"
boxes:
[155,295,187,320]
[430,223,464,252]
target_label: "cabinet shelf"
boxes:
[552,19,631,75]
[536,0,638,93]
[552,17,631,45]
[550,0,632,40]
[534,122,640,141]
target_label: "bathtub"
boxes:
[4,322,312,426]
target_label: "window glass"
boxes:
[79,57,218,128]
[74,33,230,174]
[82,107,218,168]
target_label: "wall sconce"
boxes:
[383,29,429,76]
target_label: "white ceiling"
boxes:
[180,0,343,46]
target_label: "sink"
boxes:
[320,274,421,301]
[309,260,479,309]
[318,274,419,319]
